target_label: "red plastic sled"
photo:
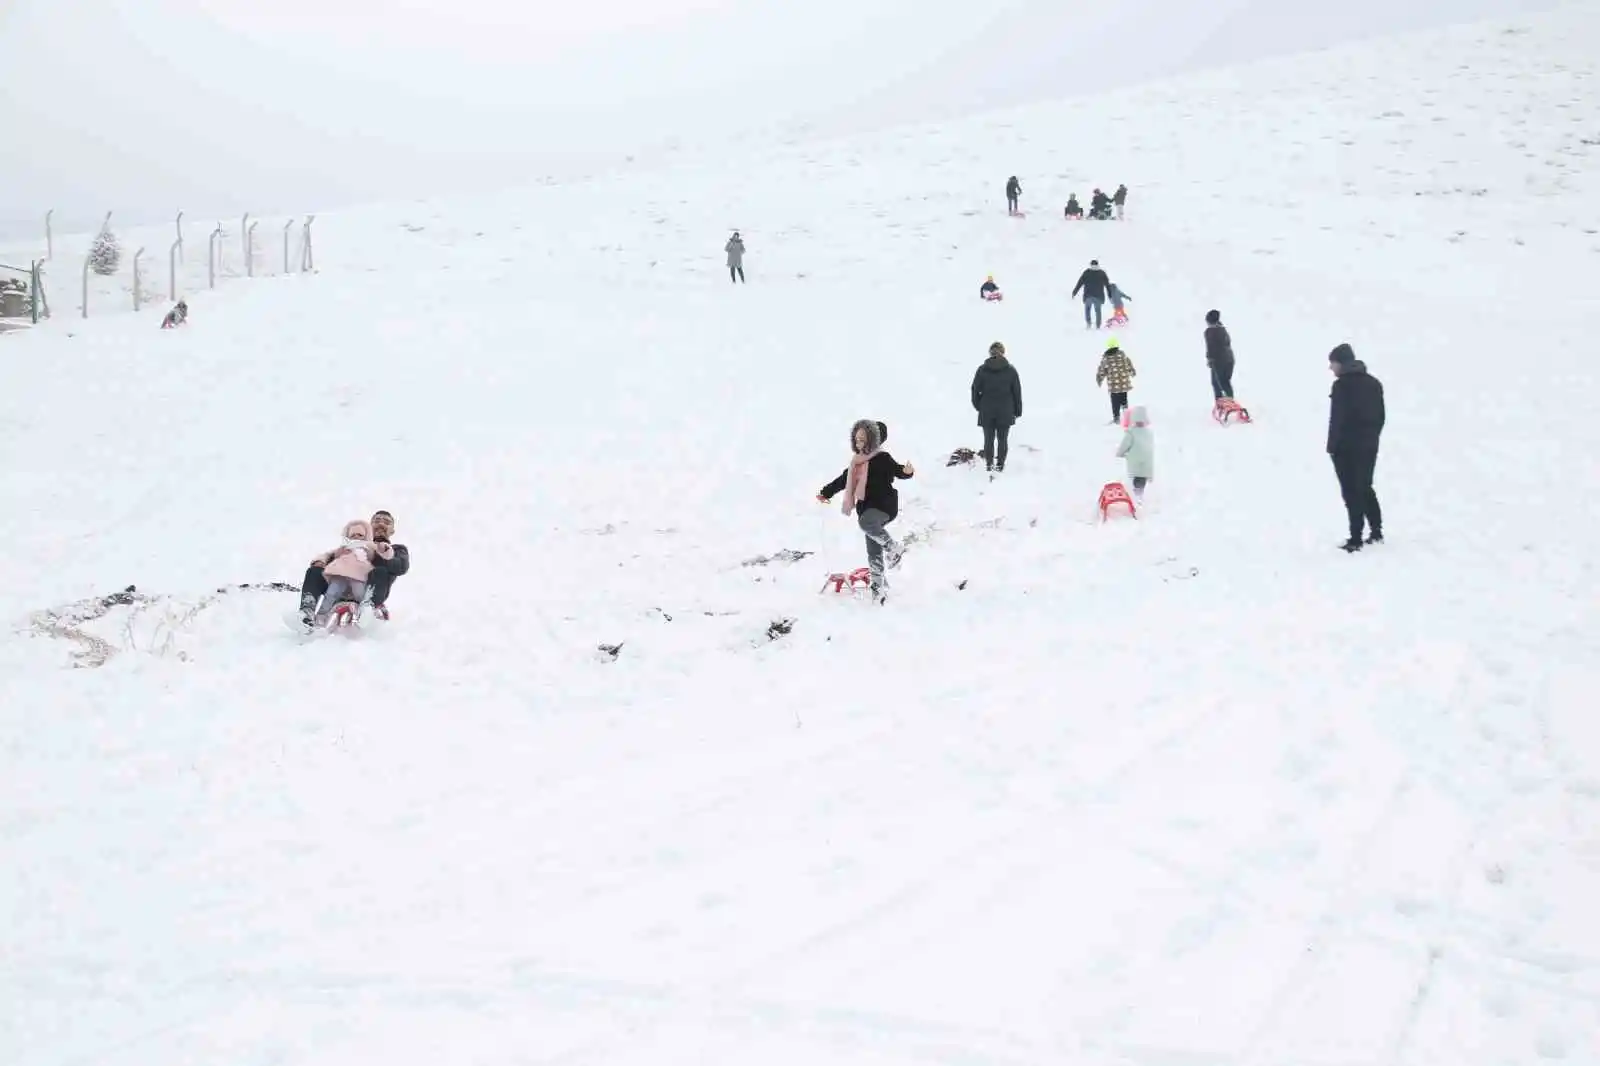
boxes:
[820,567,873,593]
[1213,398,1252,425]
[1099,482,1138,522]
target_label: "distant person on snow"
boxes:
[725,231,746,283]
[1095,336,1137,423]
[1006,176,1022,215]
[1115,404,1154,501]
[1064,194,1084,220]
[297,508,410,623]
[1090,189,1113,220]
[160,299,188,329]
[1072,259,1111,328]
[1327,344,1385,552]
[971,341,1023,474]
[979,274,1002,300]
[817,419,915,605]
[1204,309,1236,400]
[299,519,392,627]
[1113,184,1128,220]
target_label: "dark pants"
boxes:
[1007,195,1018,214]
[1110,391,1128,420]
[1211,361,1235,399]
[981,422,1011,470]
[729,265,745,283]
[1332,449,1382,540]
[1084,297,1103,328]
[300,561,401,607]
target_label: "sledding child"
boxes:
[817,419,915,605]
[1115,405,1154,500]
[979,274,1002,300]
[1095,337,1137,423]
[303,519,393,623]
[1107,282,1131,315]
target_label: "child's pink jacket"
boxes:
[317,541,393,582]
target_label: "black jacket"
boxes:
[1327,363,1385,454]
[1072,268,1110,301]
[979,280,998,297]
[1006,177,1021,198]
[371,540,410,575]
[1204,324,1234,367]
[822,453,914,521]
[971,354,1022,427]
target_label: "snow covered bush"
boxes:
[88,231,121,276]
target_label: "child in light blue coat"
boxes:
[1115,404,1154,500]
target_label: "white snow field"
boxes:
[5,6,1600,1066]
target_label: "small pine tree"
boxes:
[89,230,121,276]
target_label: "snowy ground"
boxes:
[4,6,1600,1066]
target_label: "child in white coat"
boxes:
[1115,405,1154,500]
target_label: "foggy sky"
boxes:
[0,0,1566,238]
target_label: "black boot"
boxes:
[1340,537,1363,553]
[1365,531,1384,545]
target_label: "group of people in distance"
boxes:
[1004,177,1129,221]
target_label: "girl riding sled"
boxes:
[301,518,394,626]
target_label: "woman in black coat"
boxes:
[971,341,1023,472]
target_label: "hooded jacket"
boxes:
[971,353,1023,427]
[725,235,745,267]
[319,520,394,582]
[1115,406,1154,478]
[1327,356,1385,454]
[1095,347,1136,392]
[820,419,914,520]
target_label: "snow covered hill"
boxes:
[4,6,1599,1066]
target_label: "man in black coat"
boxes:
[971,341,1023,473]
[1327,344,1385,551]
[1071,259,1111,329]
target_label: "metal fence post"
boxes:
[283,220,294,273]
[246,220,258,278]
[208,224,223,288]
[169,239,181,301]
[44,210,53,261]
[97,211,113,238]
[30,260,40,323]
[175,210,184,263]
[241,213,250,261]
[301,215,316,272]
[133,247,145,311]
[81,254,91,318]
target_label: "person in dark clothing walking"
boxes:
[725,231,746,283]
[818,419,916,604]
[1072,259,1111,328]
[971,341,1023,473]
[1005,176,1022,215]
[297,508,411,620]
[1327,343,1385,551]
[1204,309,1236,399]
[1113,184,1128,219]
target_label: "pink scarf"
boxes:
[842,449,877,514]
